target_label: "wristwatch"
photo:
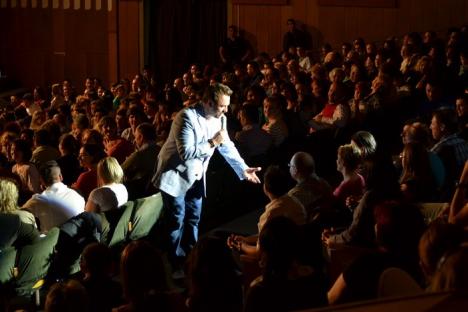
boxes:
[208,138,216,148]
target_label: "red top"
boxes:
[72,169,97,200]
[106,138,134,164]
[333,173,365,205]
[321,103,337,119]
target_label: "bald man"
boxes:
[288,152,333,222]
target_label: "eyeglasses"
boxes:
[78,154,90,159]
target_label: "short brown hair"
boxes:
[202,83,233,104]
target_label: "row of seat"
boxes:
[0,193,164,298]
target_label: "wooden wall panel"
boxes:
[118,0,141,81]
[0,0,116,90]
[230,0,468,56]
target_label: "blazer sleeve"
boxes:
[217,123,249,180]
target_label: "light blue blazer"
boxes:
[152,104,248,197]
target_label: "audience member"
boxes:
[429,246,468,292]
[309,82,350,132]
[85,156,127,213]
[79,243,123,312]
[227,165,305,257]
[11,138,41,195]
[30,128,61,169]
[288,151,333,222]
[114,241,184,312]
[323,156,400,248]
[121,123,160,199]
[399,142,437,202]
[187,236,243,312]
[57,133,82,186]
[0,177,36,226]
[120,106,147,145]
[219,25,250,67]
[244,217,327,312]
[234,104,273,162]
[262,96,289,147]
[98,116,134,164]
[430,108,468,199]
[45,280,89,312]
[333,144,366,210]
[72,143,107,199]
[22,160,85,232]
[283,18,308,53]
[418,219,464,287]
[328,201,425,304]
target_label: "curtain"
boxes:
[144,0,227,84]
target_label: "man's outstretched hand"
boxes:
[244,167,262,184]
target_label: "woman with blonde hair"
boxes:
[30,110,46,131]
[85,156,128,213]
[0,177,36,226]
[333,144,365,209]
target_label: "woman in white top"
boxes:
[85,156,128,213]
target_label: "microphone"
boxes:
[221,115,226,131]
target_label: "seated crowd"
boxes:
[3,23,468,311]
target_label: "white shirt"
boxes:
[22,182,85,232]
[88,183,128,212]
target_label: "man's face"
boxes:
[426,84,434,101]
[206,94,230,119]
[430,116,443,141]
[132,79,139,92]
[135,129,144,148]
[350,65,359,83]
[85,79,93,89]
[228,27,235,38]
[246,64,254,76]
[456,98,468,117]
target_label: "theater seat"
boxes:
[419,202,448,224]
[107,201,135,247]
[128,193,164,241]
[378,267,423,298]
[0,246,17,286]
[15,228,60,296]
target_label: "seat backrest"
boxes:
[378,267,423,298]
[108,201,135,247]
[128,193,163,241]
[0,246,17,285]
[15,227,60,296]
[419,202,448,225]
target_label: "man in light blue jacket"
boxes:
[152,83,261,264]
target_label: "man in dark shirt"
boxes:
[283,18,308,53]
[219,25,250,67]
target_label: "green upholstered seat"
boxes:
[128,193,163,241]
[108,201,135,247]
[15,227,59,296]
[0,246,17,285]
